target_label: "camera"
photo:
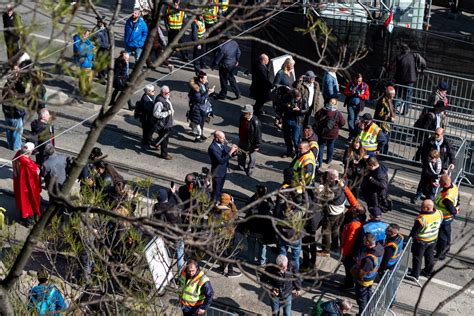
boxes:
[189,167,211,189]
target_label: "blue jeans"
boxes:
[277,237,301,272]
[126,46,143,62]
[271,294,292,316]
[176,239,185,272]
[318,139,336,166]
[5,118,24,150]
[396,83,414,115]
[283,119,301,155]
[347,103,361,138]
[247,236,267,265]
[382,131,390,155]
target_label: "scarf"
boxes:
[435,137,443,152]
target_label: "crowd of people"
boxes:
[0,2,465,316]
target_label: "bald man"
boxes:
[208,131,237,199]
[408,199,443,280]
[434,174,460,260]
[249,53,272,116]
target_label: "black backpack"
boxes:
[316,111,338,137]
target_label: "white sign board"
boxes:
[269,54,296,83]
[144,236,174,291]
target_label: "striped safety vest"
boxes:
[384,234,404,268]
[434,185,459,221]
[167,6,185,30]
[195,18,206,39]
[179,270,210,307]
[355,251,382,286]
[415,209,443,242]
[203,0,219,24]
[359,122,381,152]
[292,151,316,186]
[219,0,229,15]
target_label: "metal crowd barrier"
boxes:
[373,119,464,165]
[207,306,238,316]
[360,238,413,316]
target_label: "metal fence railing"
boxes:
[360,237,413,316]
[207,306,238,316]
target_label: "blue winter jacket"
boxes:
[124,16,148,49]
[322,71,339,100]
[28,284,67,316]
[73,34,95,68]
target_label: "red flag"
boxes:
[384,7,394,33]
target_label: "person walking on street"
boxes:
[3,3,22,61]
[152,85,174,160]
[41,144,67,189]
[351,232,384,314]
[322,68,338,104]
[390,43,426,115]
[260,254,302,316]
[212,37,241,100]
[361,157,390,211]
[208,130,238,199]
[30,108,55,166]
[166,0,189,62]
[28,268,67,315]
[343,73,370,141]
[110,51,134,109]
[2,66,26,151]
[408,199,443,280]
[91,16,110,80]
[134,84,156,147]
[179,260,214,315]
[249,53,273,116]
[124,9,148,62]
[72,29,95,96]
[191,14,206,74]
[358,113,387,157]
[202,0,219,61]
[374,86,396,154]
[412,149,442,203]
[314,98,345,166]
[13,142,42,227]
[146,20,174,72]
[294,70,321,127]
[427,81,449,109]
[238,105,262,177]
[434,174,460,260]
[379,223,404,275]
[281,89,308,158]
[188,71,215,142]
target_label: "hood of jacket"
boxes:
[189,78,201,92]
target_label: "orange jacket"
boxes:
[341,216,365,257]
[344,186,360,208]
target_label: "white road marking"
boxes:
[419,276,474,295]
[30,33,70,44]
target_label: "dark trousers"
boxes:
[411,240,435,278]
[318,139,336,166]
[168,29,188,60]
[212,175,226,200]
[5,38,19,60]
[321,213,344,252]
[96,47,110,79]
[147,44,170,67]
[355,283,372,314]
[154,128,170,156]
[302,233,317,268]
[254,94,267,115]
[141,122,153,145]
[342,256,355,286]
[282,119,302,155]
[193,45,206,74]
[218,65,240,98]
[110,89,133,108]
[436,220,452,258]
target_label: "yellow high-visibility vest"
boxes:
[167,6,185,30]
[434,185,459,220]
[416,209,443,242]
[360,123,381,152]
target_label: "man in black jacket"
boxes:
[30,108,54,165]
[212,37,241,100]
[249,54,272,115]
[261,254,302,316]
[135,84,156,147]
[361,157,390,211]
[208,130,238,199]
[2,4,21,60]
[281,89,308,158]
[2,65,25,151]
[238,105,262,177]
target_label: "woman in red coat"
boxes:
[12,142,41,227]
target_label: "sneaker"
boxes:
[168,64,174,73]
[406,274,419,282]
[316,251,330,257]
[226,271,242,278]
[161,154,173,160]
[200,135,207,141]
[420,270,431,278]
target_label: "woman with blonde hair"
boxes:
[273,57,295,87]
[342,137,367,197]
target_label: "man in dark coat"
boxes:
[30,108,55,166]
[361,157,390,211]
[2,4,22,60]
[238,104,262,177]
[152,85,174,160]
[249,53,272,115]
[390,43,426,115]
[212,37,241,100]
[208,130,238,199]
[41,144,67,189]
[134,84,156,147]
